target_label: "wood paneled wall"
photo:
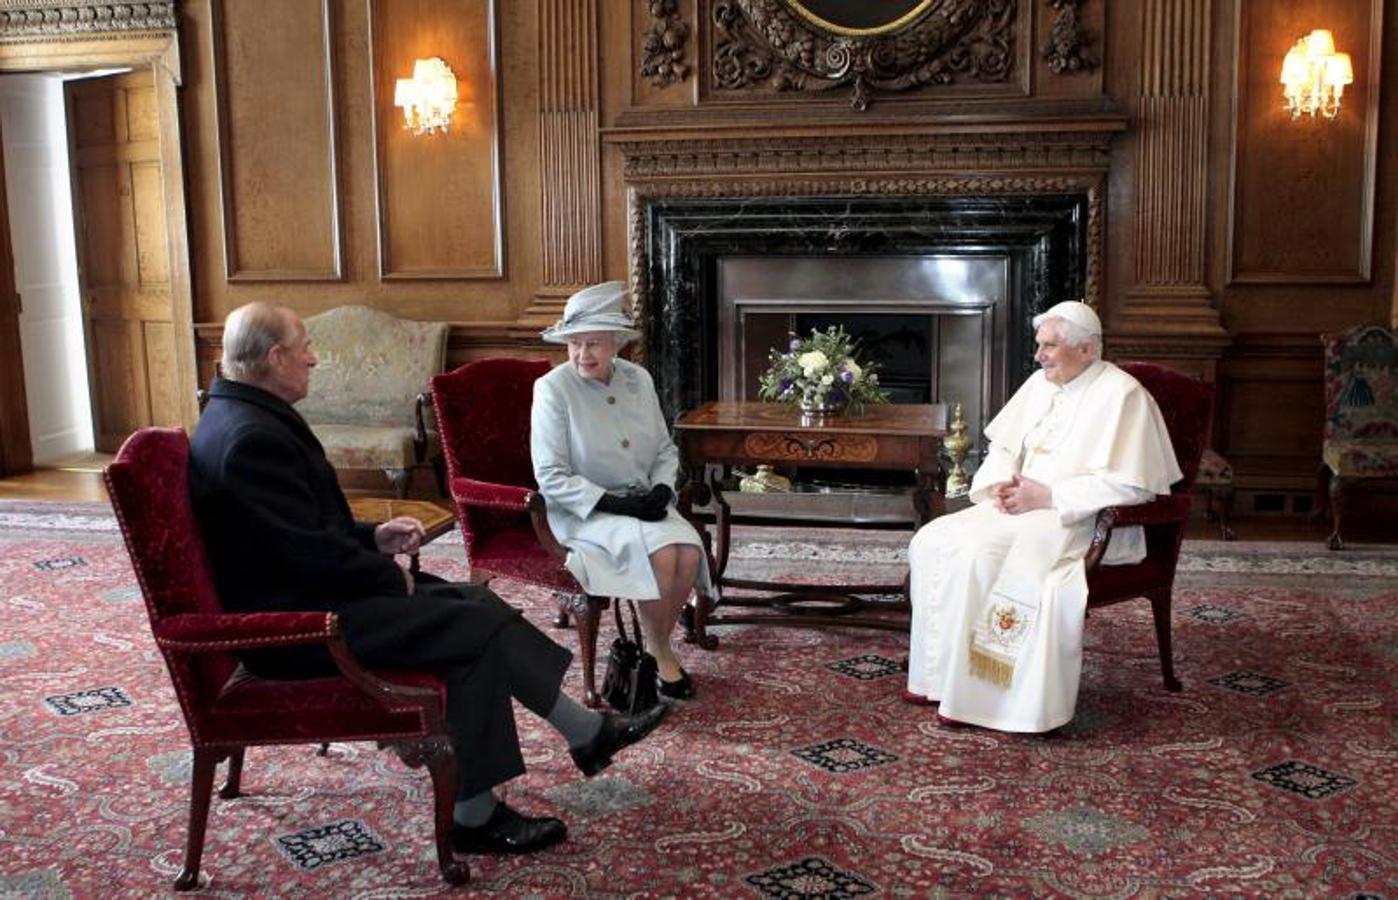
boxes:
[176,0,1397,502]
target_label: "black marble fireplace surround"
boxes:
[640,193,1090,426]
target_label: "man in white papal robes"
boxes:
[905,301,1182,733]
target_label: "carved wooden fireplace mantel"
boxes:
[606,118,1125,433]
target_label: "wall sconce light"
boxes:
[393,57,458,135]
[1280,30,1353,120]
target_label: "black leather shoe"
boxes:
[451,803,567,855]
[570,703,669,777]
[658,669,696,700]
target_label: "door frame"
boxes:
[0,29,198,475]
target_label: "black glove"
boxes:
[595,484,671,522]
[638,484,672,521]
[594,492,647,519]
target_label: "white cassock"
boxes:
[531,358,713,600]
[906,360,1182,732]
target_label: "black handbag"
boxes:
[601,599,660,714]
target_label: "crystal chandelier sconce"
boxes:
[1280,30,1353,120]
[393,57,458,135]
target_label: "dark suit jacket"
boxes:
[189,378,409,613]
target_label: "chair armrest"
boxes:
[1083,493,1192,570]
[525,491,569,564]
[152,610,338,652]
[154,611,445,720]
[413,390,431,461]
[451,476,531,511]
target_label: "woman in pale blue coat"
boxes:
[530,281,711,700]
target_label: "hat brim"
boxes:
[540,322,641,345]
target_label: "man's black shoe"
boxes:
[451,803,567,855]
[569,703,669,777]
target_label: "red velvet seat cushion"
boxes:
[471,527,578,591]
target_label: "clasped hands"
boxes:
[594,484,672,522]
[375,516,426,594]
[991,474,1052,516]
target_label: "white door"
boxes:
[0,74,93,464]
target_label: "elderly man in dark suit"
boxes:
[189,301,666,856]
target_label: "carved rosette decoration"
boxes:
[0,0,176,37]
[1041,0,1097,74]
[641,0,690,87]
[711,0,1016,110]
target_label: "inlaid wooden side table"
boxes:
[675,401,947,647]
[347,497,455,576]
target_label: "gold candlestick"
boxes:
[943,401,971,499]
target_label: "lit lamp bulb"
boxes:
[393,57,458,135]
[1280,29,1353,120]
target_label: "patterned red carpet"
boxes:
[0,501,1395,897]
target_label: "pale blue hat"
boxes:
[541,281,640,345]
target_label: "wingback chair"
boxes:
[1083,362,1214,693]
[105,427,468,890]
[300,305,450,497]
[431,357,613,708]
[1318,324,1398,550]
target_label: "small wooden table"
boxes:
[346,498,455,576]
[675,401,946,645]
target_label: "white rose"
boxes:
[821,373,834,386]
[797,350,828,374]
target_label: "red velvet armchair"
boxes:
[1083,362,1214,692]
[431,358,612,708]
[104,428,467,890]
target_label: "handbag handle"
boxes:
[610,598,647,653]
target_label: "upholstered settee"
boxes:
[299,306,450,496]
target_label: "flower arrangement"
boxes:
[757,325,890,414]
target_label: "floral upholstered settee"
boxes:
[1319,324,1398,549]
[299,306,450,496]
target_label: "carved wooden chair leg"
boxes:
[424,742,469,885]
[574,595,608,708]
[431,454,448,497]
[1148,589,1181,692]
[1326,474,1346,550]
[218,748,244,799]
[1311,462,1332,524]
[316,743,330,756]
[685,590,719,650]
[553,592,573,629]
[175,747,220,891]
[1216,484,1236,541]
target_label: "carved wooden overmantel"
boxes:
[705,0,1022,110]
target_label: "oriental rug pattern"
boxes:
[0,501,1394,897]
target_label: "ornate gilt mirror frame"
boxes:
[709,0,1018,110]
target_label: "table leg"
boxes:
[711,470,732,579]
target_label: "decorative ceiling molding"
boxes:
[709,0,1017,110]
[1041,0,1097,74]
[640,0,690,87]
[614,129,1116,179]
[0,1,175,39]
